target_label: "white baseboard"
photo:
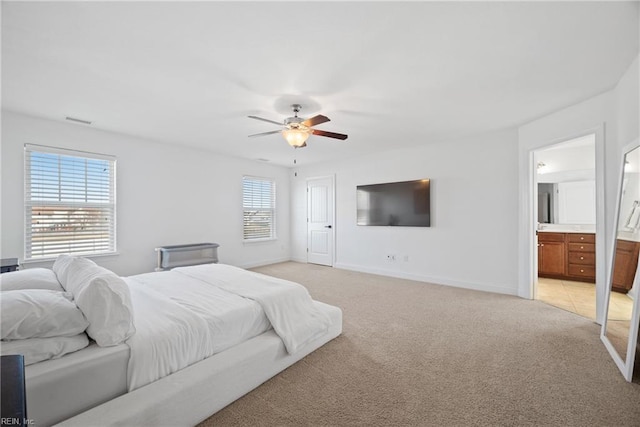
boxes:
[333,262,519,296]
[239,257,292,269]
[239,258,518,296]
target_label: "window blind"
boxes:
[242,176,276,241]
[24,145,116,260]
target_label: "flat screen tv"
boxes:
[357,179,431,227]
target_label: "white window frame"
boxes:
[24,144,117,261]
[242,176,276,242]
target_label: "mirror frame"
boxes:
[601,138,640,381]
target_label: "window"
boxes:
[242,176,276,241]
[24,144,116,260]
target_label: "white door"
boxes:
[307,176,335,266]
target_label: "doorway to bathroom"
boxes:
[534,134,598,320]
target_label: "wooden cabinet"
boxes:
[538,232,640,288]
[612,239,640,293]
[538,232,596,282]
[567,233,596,281]
[538,233,566,276]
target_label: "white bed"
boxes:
[1,259,342,426]
[57,301,341,427]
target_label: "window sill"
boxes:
[22,252,120,265]
[243,238,277,244]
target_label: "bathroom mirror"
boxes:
[536,134,596,226]
[602,139,640,381]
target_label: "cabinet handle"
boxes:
[580,256,584,260]
[540,244,544,247]
[580,269,585,273]
[580,246,584,249]
[580,237,584,240]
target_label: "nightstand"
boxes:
[1,355,27,426]
[0,258,19,273]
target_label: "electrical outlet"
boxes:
[386,254,396,261]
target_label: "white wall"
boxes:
[615,56,639,147]
[1,111,291,276]
[291,129,520,295]
[536,139,595,178]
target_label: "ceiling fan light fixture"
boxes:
[282,128,310,147]
[248,103,347,147]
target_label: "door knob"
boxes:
[324,225,332,229]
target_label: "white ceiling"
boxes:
[2,1,638,167]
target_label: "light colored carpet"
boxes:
[198,262,640,426]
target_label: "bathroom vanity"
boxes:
[538,231,596,283]
[538,230,640,293]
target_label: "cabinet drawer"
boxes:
[615,239,638,253]
[568,264,595,278]
[568,243,595,253]
[567,233,595,244]
[538,232,565,242]
[568,252,595,265]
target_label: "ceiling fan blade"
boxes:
[302,114,330,127]
[311,129,348,140]
[248,130,282,138]
[248,115,283,126]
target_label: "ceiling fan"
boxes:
[248,104,348,148]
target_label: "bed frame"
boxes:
[46,301,341,426]
[26,343,129,426]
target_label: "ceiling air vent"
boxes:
[65,116,92,125]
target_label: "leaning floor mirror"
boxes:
[602,138,640,382]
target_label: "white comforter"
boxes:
[125,264,330,391]
[174,264,331,354]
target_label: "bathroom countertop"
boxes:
[616,230,640,242]
[537,228,595,234]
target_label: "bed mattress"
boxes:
[57,301,342,426]
[26,342,129,426]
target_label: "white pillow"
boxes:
[1,290,89,340]
[53,254,96,290]
[63,257,135,346]
[62,256,106,294]
[1,334,89,366]
[79,274,136,346]
[0,268,64,292]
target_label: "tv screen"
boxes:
[357,179,431,227]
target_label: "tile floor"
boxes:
[536,277,634,321]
